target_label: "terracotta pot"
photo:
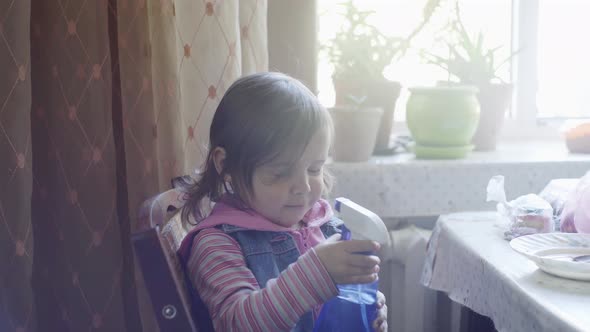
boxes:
[330,106,383,162]
[333,77,401,154]
[471,83,513,151]
[436,82,513,151]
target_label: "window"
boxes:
[317,0,589,134]
[536,0,590,119]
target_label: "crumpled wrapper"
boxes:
[487,175,554,240]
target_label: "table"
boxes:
[421,212,590,332]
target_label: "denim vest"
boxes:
[219,217,343,332]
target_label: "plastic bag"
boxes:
[560,172,590,234]
[539,178,580,232]
[487,175,554,240]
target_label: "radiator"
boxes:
[380,225,439,332]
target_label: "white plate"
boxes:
[510,233,590,281]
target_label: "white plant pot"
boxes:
[330,106,383,162]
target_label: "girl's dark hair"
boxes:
[181,72,333,223]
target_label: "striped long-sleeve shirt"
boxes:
[183,198,339,331]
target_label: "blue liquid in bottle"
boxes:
[313,226,378,332]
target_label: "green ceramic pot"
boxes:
[406,86,481,147]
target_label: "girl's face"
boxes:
[247,128,330,228]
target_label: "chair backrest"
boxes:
[132,188,198,332]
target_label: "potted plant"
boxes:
[323,0,440,154]
[406,85,480,159]
[330,95,383,162]
[422,2,517,150]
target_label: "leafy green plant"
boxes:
[422,2,518,86]
[324,0,441,82]
[346,94,368,108]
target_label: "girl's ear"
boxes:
[212,147,231,182]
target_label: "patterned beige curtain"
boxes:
[0,0,267,331]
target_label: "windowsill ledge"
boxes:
[357,140,590,165]
[328,140,590,223]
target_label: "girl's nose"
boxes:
[291,173,311,195]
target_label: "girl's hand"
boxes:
[373,291,388,332]
[314,234,381,285]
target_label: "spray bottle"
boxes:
[313,198,391,332]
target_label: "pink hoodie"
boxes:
[178,195,335,262]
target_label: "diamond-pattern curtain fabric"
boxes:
[0,0,268,331]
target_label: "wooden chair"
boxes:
[132,187,199,331]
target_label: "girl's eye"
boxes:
[272,169,292,179]
[273,172,289,179]
[308,167,322,175]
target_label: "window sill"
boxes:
[328,140,590,224]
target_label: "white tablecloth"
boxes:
[421,212,590,332]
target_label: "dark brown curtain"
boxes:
[1,0,268,331]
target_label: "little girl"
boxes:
[178,72,387,331]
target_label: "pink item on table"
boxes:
[560,171,590,234]
[573,186,590,233]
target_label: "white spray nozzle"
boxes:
[334,198,391,247]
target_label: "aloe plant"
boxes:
[422,2,517,87]
[346,94,369,109]
[324,0,441,82]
